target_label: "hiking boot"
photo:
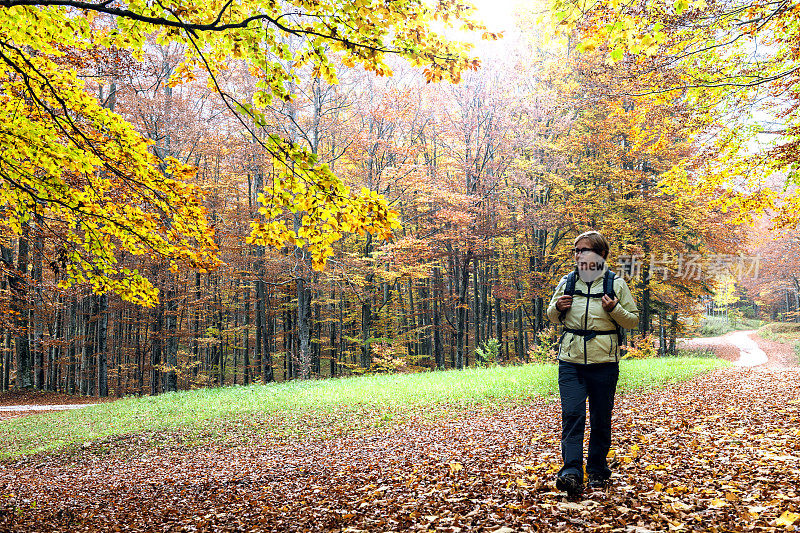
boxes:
[555,474,583,499]
[586,474,608,489]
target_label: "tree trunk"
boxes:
[262,285,274,383]
[1,244,14,391]
[495,267,503,362]
[12,230,32,389]
[432,268,444,369]
[297,276,312,379]
[32,219,44,389]
[151,301,163,395]
[164,286,178,392]
[192,273,201,382]
[67,297,77,394]
[361,233,374,369]
[97,294,109,397]
[669,312,678,356]
[456,249,473,369]
[243,278,251,385]
[330,289,337,377]
[473,263,481,353]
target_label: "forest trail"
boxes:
[0,404,97,412]
[679,330,797,370]
[0,390,106,420]
[2,361,799,531]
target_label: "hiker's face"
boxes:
[575,238,605,283]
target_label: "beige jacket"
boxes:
[546,268,639,364]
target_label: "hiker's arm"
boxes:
[609,277,639,330]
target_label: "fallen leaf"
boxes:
[775,510,800,527]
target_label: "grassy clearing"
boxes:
[693,316,764,337]
[676,347,717,358]
[0,357,727,459]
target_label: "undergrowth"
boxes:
[758,322,800,363]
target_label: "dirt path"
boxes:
[0,404,98,412]
[0,390,106,420]
[679,329,798,369]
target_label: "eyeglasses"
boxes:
[573,247,596,255]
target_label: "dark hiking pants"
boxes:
[557,360,619,482]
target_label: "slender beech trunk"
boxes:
[361,232,374,369]
[255,279,264,382]
[407,280,418,357]
[456,249,473,370]
[296,276,312,378]
[473,263,481,352]
[639,242,651,334]
[313,299,321,375]
[420,283,431,359]
[32,219,44,389]
[494,268,503,362]
[432,267,444,369]
[67,297,77,394]
[284,302,293,380]
[12,229,32,388]
[164,285,178,392]
[79,296,92,395]
[192,273,201,381]
[262,285,274,383]
[97,294,109,397]
[1,244,14,391]
[669,312,678,356]
[330,289,337,377]
[243,279,251,385]
[482,265,490,343]
[136,308,144,394]
[151,300,163,395]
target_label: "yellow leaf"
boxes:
[448,462,463,473]
[710,498,729,508]
[775,511,800,527]
[672,501,692,512]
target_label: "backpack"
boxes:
[559,269,624,347]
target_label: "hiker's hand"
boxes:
[602,295,618,312]
[556,295,573,311]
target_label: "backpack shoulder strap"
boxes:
[603,269,624,347]
[558,271,578,323]
[564,270,577,296]
[603,269,617,299]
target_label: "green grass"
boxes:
[0,357,728,459]
[676,347,718,358]
[695,316,765,337]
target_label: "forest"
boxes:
[1,0,798,397]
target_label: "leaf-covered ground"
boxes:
[1,352,798,531]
